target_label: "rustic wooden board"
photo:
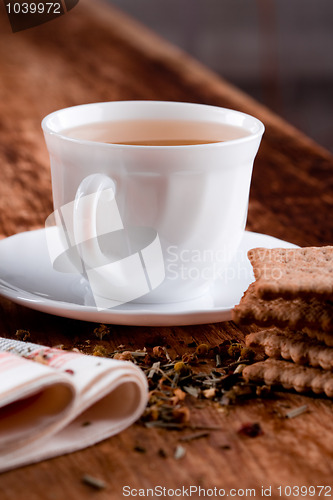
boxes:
[0,1,332,498]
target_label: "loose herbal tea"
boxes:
[83,332,267,429]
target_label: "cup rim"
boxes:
[41,100,265,149]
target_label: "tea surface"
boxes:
[63,119,250,145]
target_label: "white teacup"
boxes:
[42,101,264,307]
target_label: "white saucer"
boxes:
[0,228,297,326]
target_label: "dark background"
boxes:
[108,0,333,153]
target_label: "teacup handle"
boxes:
[73,173,123,268]
[71,173,165,308]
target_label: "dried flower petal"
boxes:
[203,388,216,399]
[195,344,209,356]
[173,388,186,402]
[113,351,133,361]
[174,361,190,375]
[227,344,242,359]
[182,352,197,364]
[94,324,110,340]
[152,346,167,359]
[93,345,108,357]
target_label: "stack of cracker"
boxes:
[232,246,333,397]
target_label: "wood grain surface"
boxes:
[0,1,332,498]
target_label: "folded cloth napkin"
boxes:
[0,338,148,473]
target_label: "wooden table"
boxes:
[0,1,332,498]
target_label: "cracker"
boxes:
[232,283,333,332]
[302,327,333,347]
[247,246,333,300]
[246,328,333,370]
[242,359,333,397]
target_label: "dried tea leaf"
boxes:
[183,386,200,398]
[180,431,209,442]
[237,422,263,438]
[82,475,106,490]
[285,405,308,419]
[148,361,161,378]
[174,445,186,460]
